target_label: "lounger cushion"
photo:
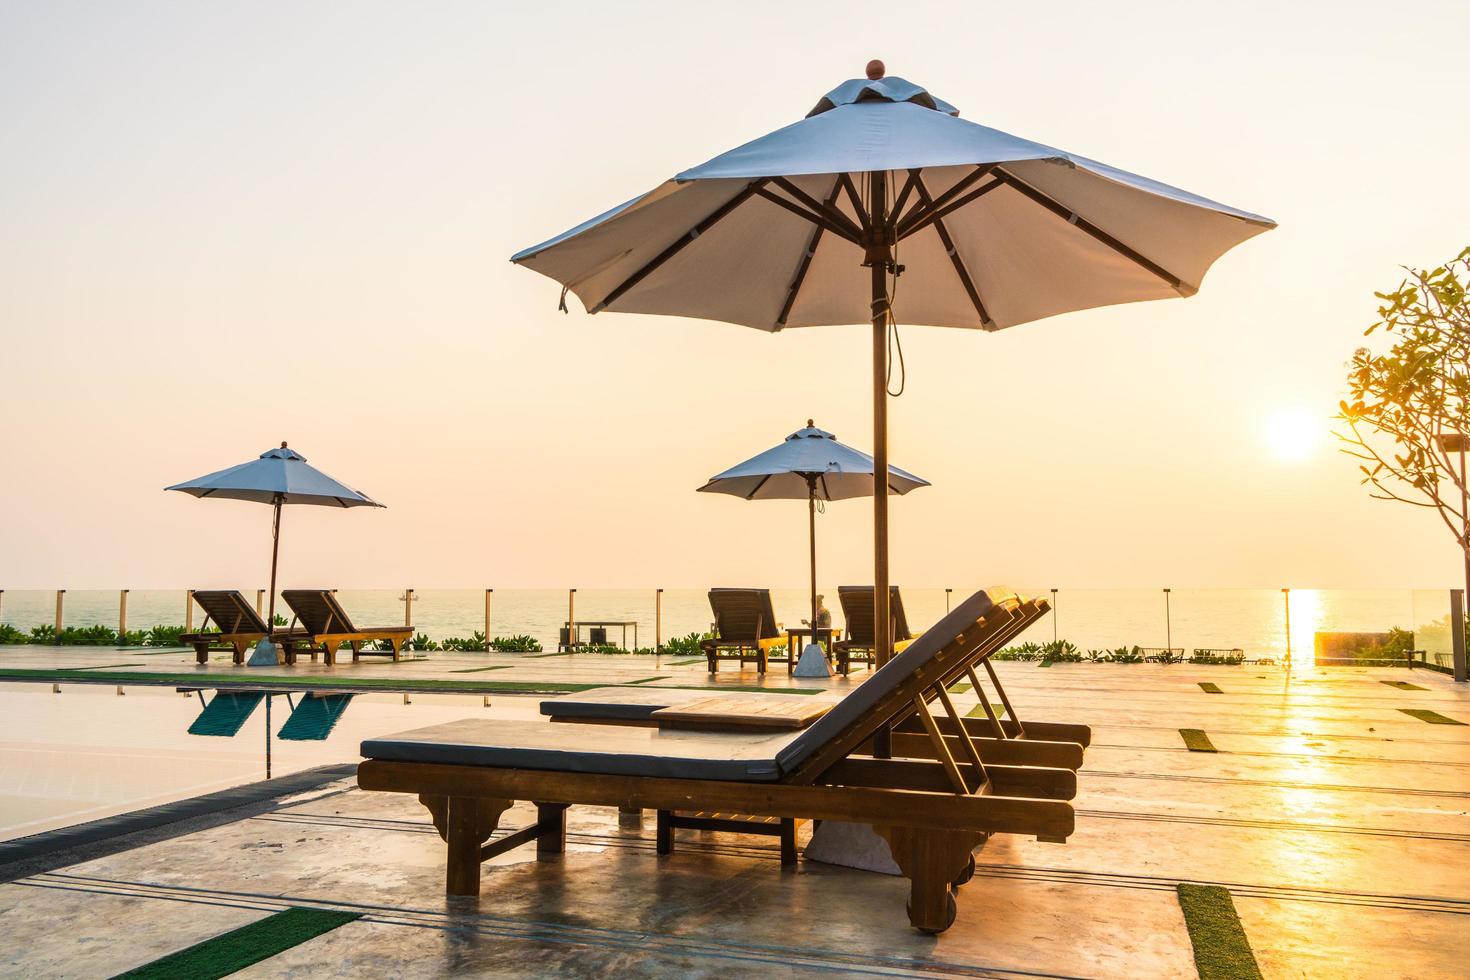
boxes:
[772,590,994,775]
[539,687,840,723]
[539,687,707,721]
[361,718,796,781]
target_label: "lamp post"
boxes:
[1050,589,1058,643]
[945,588,952,613]
[1164,588,1172,652]
[1282,588,1292,667]
[1438,433,1470,611]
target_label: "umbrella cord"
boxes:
[815,497,826,515]
[886,211,906,398]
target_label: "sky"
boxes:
[1,0,1467,591]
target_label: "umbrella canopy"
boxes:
[699,422,929,654]
[165,445,382,508]
[697,422,928,501]
[512,61,1275,666]
[165,443,382,634]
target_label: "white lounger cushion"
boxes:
[361,718,798,781]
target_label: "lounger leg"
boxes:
[535,802,567,857]
[779,818,797,866]
[351,641,362,663]
[419,794,511,897]
[195,642,209,665]
[323,642,335,667]
[656,810,673,855]
[879,827,980,934]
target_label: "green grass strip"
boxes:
[1380,680,1428,691]
[0,668,595,695]
[524,651,575,658]
[1175,884,1261,980]
[1398,708,1466,725]
[115,906,361,979]
[966,703,1007,718]
[58,663,147,671]
[448,664,515,674]
[1180,728,1218,752]
[667,658,705,666]
[1036,660,1052,667]
[947,682,972,694]
[626,676,671,685]
[1198,682,1223,694]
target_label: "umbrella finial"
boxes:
[865,59,885,80]
[807,418,814,427]
[280,441,288,448]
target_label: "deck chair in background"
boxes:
[281,589,413,665]
[833,586,912,675]
[359,591,1080,934]
[180,590,302,665]
[701,588,782,673]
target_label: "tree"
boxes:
[1337,247,1470,560]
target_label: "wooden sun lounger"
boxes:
[281,589,413,666]
[700,588,782,674]
[833,585,912,675]
[359,591,1081,933]
[180,590,311,665]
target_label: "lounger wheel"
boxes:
[951,854,976,887]
[907,892,958,934]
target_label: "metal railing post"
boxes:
[185,590,194,632]
[119,589,129,639]
[655,588,663,653]
[484,589,493,647]
[55,589,65,639]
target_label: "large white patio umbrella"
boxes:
[165,443,383,631]
[698,420,927,641]
[512,61,1275,667]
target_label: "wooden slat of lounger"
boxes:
[191,590,269,636]
[652,696,832,730]
[358,759,1075,840]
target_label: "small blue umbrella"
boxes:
[698,421,927,639]
[166,443,382,628]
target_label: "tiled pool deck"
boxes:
[0,649,1467,977]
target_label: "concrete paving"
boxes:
[0,661,1466,977]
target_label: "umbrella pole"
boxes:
[868,170,892,673]
[267,494,282,631]
[808,478,818,650]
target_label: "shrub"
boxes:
[57,625,119,646]
[30,624,56,644]
[409,632,440,652]
[0,623,29,644]
[490,634,542,653]
[442,632,488,652]
[1110,645,1145,664]
[660,632,708,657]
[145,625,188,647]
[1040,640,1082,663]
[118,629,149,646]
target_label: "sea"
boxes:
[0,587,1459,659]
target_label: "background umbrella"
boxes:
[165,442,383,632]
[512,60,1275,667]
[697,420,927,644]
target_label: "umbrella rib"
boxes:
[893,164,994,237]
[889,170,920,224]
[594,179,770,312]
[769,177,865,242]
[899,177,1004,240]
[776,177,842,327]
[992,168,1185,289]
[837,173,870,234]
[754,187,860,244]
[745,474,772,500]
[911,175,995,328]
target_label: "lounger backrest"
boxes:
[775,590,1016,779]
[836,586,911,645]
[191,590,269,635]
[707,589,780,641]
[281,589,356,635]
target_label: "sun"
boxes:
[1265,408,1320,462]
